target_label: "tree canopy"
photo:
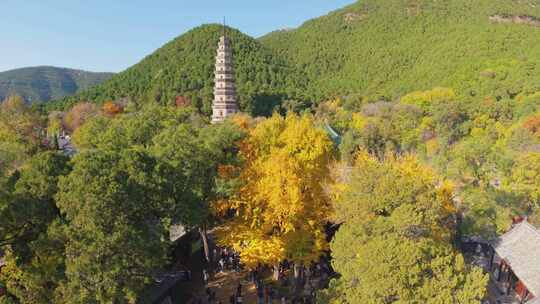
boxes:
[215,114,334,269]
[0,103,245,303]
[322,152,488,303]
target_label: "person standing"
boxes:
[236,283,242,297]
[228,255,234,270]
[219,258,225,272]
[203,269,209,286]
[213,247,219,262]
[205,288,211,303]
[269,286,276,303]
[257,286,264,304]
[264,286,270,304]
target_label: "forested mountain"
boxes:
[261,0,540,102]
[5,1,540,303]
[0,66,113,103]
[49,25,306,116]
[48,0,540,117]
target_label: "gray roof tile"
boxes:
[493,221,540,297]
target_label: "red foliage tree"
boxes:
[175,95,191,108]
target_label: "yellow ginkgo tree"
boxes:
[215,114,334,279]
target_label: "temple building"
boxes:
[211,32,239,124]
[489,220,540,303]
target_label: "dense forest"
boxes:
[0,98,491,303]
[261,0,540,102]
[2,0,540,303]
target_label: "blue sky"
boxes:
[2,0,354,73]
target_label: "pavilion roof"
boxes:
[493,220,540,297]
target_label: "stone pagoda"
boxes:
[211,30,238,124]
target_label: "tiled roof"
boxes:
[169,224,187,242]
[493,221,540,297]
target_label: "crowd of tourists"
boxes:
[193,245,334,304]
[214,247,242,273]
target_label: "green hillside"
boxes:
[260,0,540,102]
[0,66,113,103]
[49,25,306,116]
[46,0,540,115]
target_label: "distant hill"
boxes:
[49,25,306,116]
[260,0,540,102]
[0,66,113,103]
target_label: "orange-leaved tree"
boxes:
[215,114,334,279]
[523,113,540,135]
[102,101,124,118]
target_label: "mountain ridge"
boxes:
[47,0,540,115]
[0,66,113,104]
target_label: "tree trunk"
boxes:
[295,263,303,288]
[199,225,210,263]
[273,264,280,281]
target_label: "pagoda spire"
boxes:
[223,16,226,38]
[211,20,239,124]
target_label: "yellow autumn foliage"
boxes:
[351,113,368,131]
[215,114,334,268]
[333,150,456,241]
[400,87,456,112]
